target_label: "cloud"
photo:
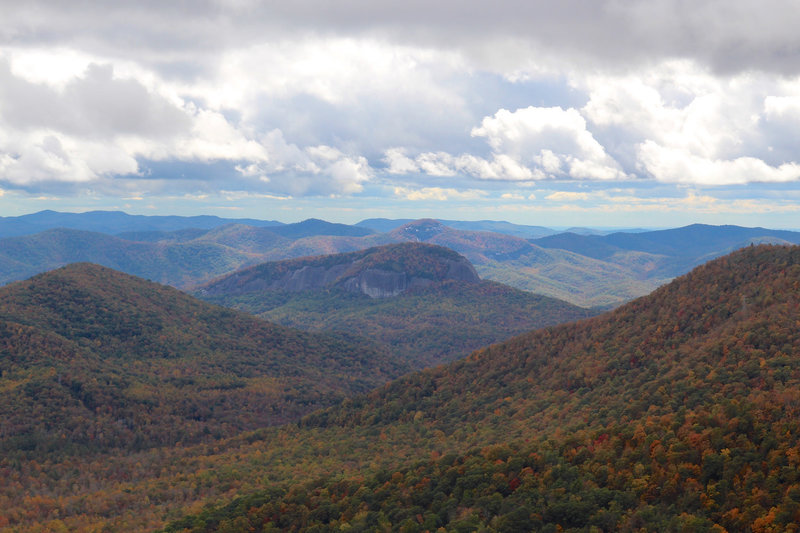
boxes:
[386,106,626,182]
[230,132,372,196]
[6,1,800,75]
[580,61,800,185]
[2,0,800,211]
[384,148,420,175]
[636,141,800,185]
[471,106,625,180]
[0,61,190,138]
[500,192,524,200]
[545,191,591,201]
[393,186,488,201]
[0,59,374,195]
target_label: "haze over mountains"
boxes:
[3,210,800,307]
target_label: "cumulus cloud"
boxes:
[0,58,374,195]
[580,62,800,185]
[385,106,626,182]
[472,106,626,180]
[637,141,800,185]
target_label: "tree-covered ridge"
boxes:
[204,279,595,368]
[0,263,404,458]
[165,245,800,532]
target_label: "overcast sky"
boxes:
[2,0,800,227]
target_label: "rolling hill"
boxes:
[0,263,403,459]
[196,243,595,367]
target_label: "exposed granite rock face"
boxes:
[197,243,480,298]
[274,264,351,291]
[341,269,432,298]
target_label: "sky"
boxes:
[2,1,800,228]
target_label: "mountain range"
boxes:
[4,211,799,308]
[4,244,799,530]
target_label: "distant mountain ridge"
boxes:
[0,209,284,238]
[531,223,800,278]
[357,217,557,238]
[2,210,800,307]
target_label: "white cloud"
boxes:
[636,141,800,185]
[387,106,626,182]
[0,57,375,196]
[580,61,800,185]
[765,95,800,120]
[393,186,488,201]
[384,148,420,174]
[2,1,800,209]
[545,191,591,201]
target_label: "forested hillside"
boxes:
[0,264,402,459]
[165,244,800,532]
[5,247,800,531]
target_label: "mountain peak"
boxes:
[198,242,479,298]
[391,218,447,241]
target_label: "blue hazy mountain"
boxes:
[0,210,284,238]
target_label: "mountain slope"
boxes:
[196,243,595,367]
[197,242,479,298]
[163,244,800,532]
[0,263,402,458]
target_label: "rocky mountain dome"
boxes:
[196,242,480,298]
